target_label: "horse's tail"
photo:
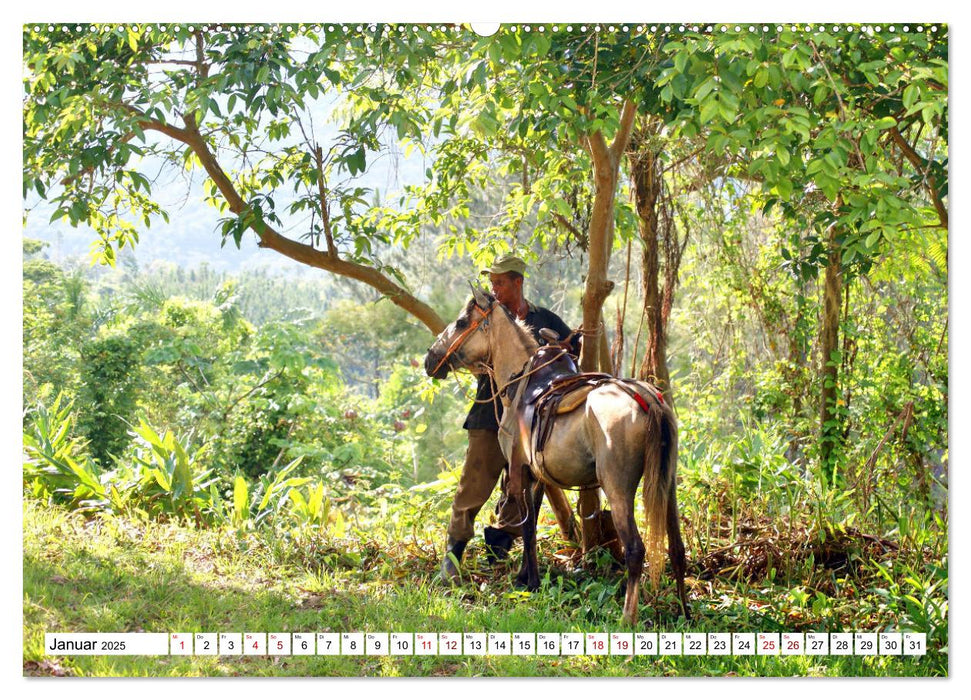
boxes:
[642,399,678,588]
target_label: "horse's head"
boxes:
[424,287,496,379]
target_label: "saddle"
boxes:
[519,345,581,405]
[494,333,670,560]
[502,335,665,493]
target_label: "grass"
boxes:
[22,497,946,677]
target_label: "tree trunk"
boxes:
[819,224,843,487]
[631,147,666,390]
[576,100,637,553]
[578,100,637,374]
[628,121,681,404]
[609,243,633,375]
[597,330,613,375]
[785,289,811,462]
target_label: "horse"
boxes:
[424,289,689,625]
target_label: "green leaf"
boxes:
[474,109,499,138]
[347,147,366,175]
[700,97,720,124]
[233,476,249,524]
[499,33,520,61]
[902,84,919,110]
[674,49,689,74]
[754,67,769,88]
[873,116,898,131]
[487,41,502,66]
[552,197,572,218]
[49,208,69,224]
[559,93,579,113]
[694,76,717,102]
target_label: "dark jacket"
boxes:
[463,301,579,431]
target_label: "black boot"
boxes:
[483,526,516,564]
[437,537,468,583]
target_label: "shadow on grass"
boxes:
[22,527,946,677]
[23,548,410,676]
[23,546,569,677]
[28,551,306,629]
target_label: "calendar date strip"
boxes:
[45,631,928,657]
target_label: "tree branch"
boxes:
[809,40,866,169]
[609,99,638,163]
[97,101,446,334]
[60,131,137,187]
[586,130,610,172]
[170,118,446,334]
[661,145,706,175]
[551,211,580,236]
[221,369,286,422]
[888,126,948,230]
[140,59,200,68]
[122,104,192,142]
[193,30,210,80]
[314,145,337,257]
[59,103,190,186]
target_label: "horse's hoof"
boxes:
[514,574,539,591]
[483,527,515,565]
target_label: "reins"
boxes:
[434,299,579,431]
[476,346,572,404]
[429,303,494,377]
[435,301,618,495]
[482,347,574,436]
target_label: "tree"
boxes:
[654,25,948,484]
[78,333,142,463]
[439,27,665,548]
[625,117,693,401]
[25,24,633,550]
[24,24,451,333]
[25,21,947,512]
[23,23,664,361]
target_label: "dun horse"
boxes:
[425,289,689,624]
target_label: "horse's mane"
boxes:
[512,315,540,352]
[474,292,539,353]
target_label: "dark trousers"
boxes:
[447,429,523,542]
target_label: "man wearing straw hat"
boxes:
[440,253,579,582]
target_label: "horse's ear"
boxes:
[470,284,491,310]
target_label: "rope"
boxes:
[474,348,575,434]
[466,347,575,405]
[578,320,607,337]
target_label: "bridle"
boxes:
[429,302,495,377]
